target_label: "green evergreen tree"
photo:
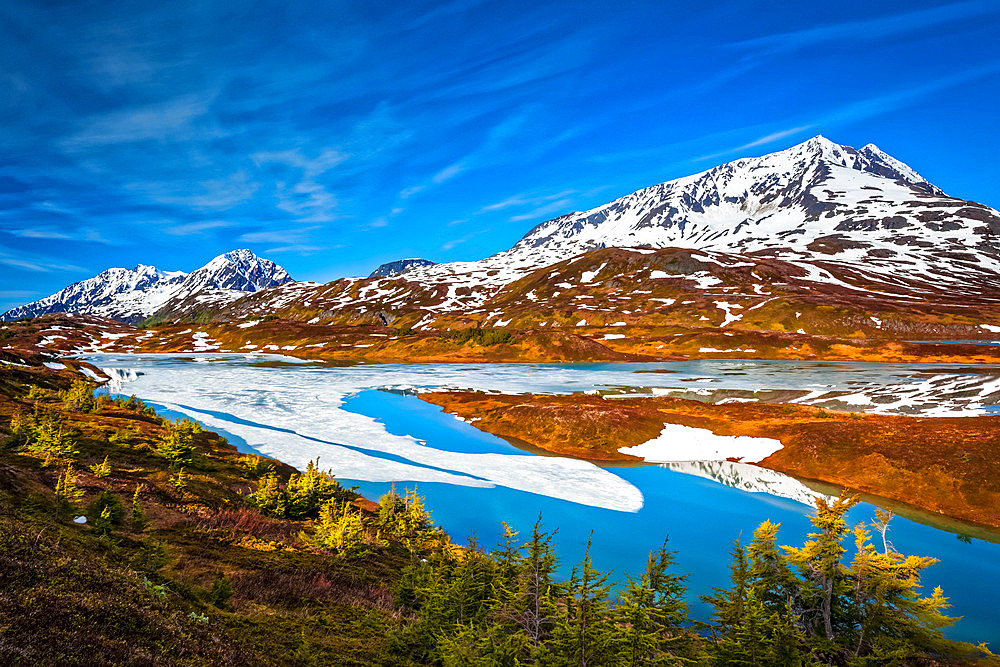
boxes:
[54,462,84,519]
[303,499,372,558]
[210,574,234,608]
[158,420,195,466]
[89,454,112,478]
[549,536,618,666]
[843,518,959,662]
[518,517,562,657]
[617,538,695,665]
[89,488,126,537]
[783,495,856,653]
[130,484,149,532]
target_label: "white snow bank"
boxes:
[78,366,108,381]
[619,423,783,463]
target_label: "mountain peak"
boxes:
[177,249,293,293]
[369,258,437,278]
[507,135,986,269]
[222,248,260,265]
[1,250,294,323]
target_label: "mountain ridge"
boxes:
[6,136,999,327]
[2,249,293,323]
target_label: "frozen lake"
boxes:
[83,354,1000,644]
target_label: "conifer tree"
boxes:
[304,500,370,558]
[89,454,112,478]
[782,495,856,650]
[519,517,562,655]
[158,420,195,466]
[550,536,618,666]
[54,462,84,519]
[617,538,695,665]
[130,484,148,532]
[844,519,958,661]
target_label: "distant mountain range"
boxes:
[5,136,1000,333]
[2,249,292,323]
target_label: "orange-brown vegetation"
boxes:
[6,312,1000,365]
[421,391,1000,529]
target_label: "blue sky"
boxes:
[2,0,999,312]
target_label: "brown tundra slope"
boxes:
[420,391,1000,531]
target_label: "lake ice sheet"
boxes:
[84,355,1000,512]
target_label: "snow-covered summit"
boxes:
[1,249,293,323]
[496,135,993,273]
[174,249,292,294]
[385,135,1000,309]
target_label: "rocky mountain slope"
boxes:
[368,258,436,278]
[2,249,293,324]
[194,136,1000,340]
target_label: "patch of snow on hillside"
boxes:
[619,423,782,463]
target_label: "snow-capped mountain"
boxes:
[399,135,1000,300]
[369,258,436,278]
[225,136,1000,330]
[2,249,293,323]
[507,135,996,277]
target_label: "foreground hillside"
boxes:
[0,362,419,664]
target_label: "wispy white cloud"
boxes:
[691,62,1000,163]
[440,230,488,252]
[239,226,320,245]
[5,226,116,244]
[404,107,538,194]
[264,244,332,254]
[162,220,238,236]
[695,125,815,161]
[0,246,85,273]
[478,189,577,214]
[252,148,348,178]
[274,180,339,223]
[59,92,223,151]
[731,1,999,55]
[509,199,574,222]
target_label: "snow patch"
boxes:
[619,423,782,463]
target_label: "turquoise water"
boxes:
[342,389,1000,645]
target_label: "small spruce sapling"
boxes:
[131,485,149,532]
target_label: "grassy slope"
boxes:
[419,392,1000,530]
[0,363,418,666]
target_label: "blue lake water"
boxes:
[344,389,1000,645]
[84,354,1000,644]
